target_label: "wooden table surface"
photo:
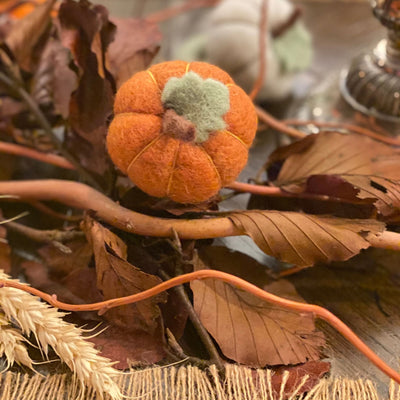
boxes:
[241,1,398,395]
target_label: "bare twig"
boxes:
[146,0,220,24]
[0,179,397,250]
[159,269,224,369]
[27,201,82,222]
[226,181,368,204]
[255,106,306,139]
[2,219,83,253]
[284,118,400,147]
[2,269,400,384]
[0,71,102,190]
[249,0,268,100]
[0,141,75,170]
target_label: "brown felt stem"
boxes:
[0,179,398,250]
[2,269,400,384]
[162,109,196,142]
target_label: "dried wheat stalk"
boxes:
[0,270,122,400]
[0,311,33,370]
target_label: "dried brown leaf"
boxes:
[58,0,115,176]
[89,325,166,370]
[268,132,400,189]
[108,18,161,88]
[32,36,77,118]
[5,0,56,71]
[38,237,93,277]
[191,247,325,367]
[229,211,385,267]
[306,174,400,220]
[256,361,331,399]
[83,217,167,334]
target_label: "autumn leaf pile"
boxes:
[1,0,400,398]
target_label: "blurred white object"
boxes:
[175,0,312,101]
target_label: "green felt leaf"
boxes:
[272,21,312,73]
[161,71,230,143]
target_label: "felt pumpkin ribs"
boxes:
[107,60,257,204]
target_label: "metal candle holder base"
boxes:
[341,0,400,123]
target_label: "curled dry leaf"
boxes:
[229,211,385,267]
[191,247,325,367]
[58,0,115,176]
[32,36,77,118]
[5,0,56,71]
[305,174,400,221]
[108,18,162,88]
[266,132,400,220]
[83,217,167,366]
[262,361,331,399]
[268,131,400,188]
[83,217,167,334]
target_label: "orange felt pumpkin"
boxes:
[107,60,257,204]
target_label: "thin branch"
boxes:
[2,219,84,253]
[0,71,102,190]
[146,0,220,24]
[27,201,82,222]
[255,106,306,140]
[1,269,400,384]
[0,179,398,251]
[226,181,368,204]
[249,0,268,100]
[284,118,400,147]
[0,179,235,239]
[0,141,75,170]
[159,269,224,369]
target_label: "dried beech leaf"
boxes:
[32,37,77,118]
[268,132,400,189]
[191,248,325,367]
[108,18,161,88]
[83,217,167,334]
[306,174,400,220]
[263,361,331,399]
[5,0,56,71]
[89,325,166,370]
[58,0,115,176]
[38,237,93,277]
[229,211,385,267]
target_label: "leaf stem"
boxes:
[2,269,400,384]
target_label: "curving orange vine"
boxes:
[1,269,400,384]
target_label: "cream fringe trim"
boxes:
[0,364,397,400]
